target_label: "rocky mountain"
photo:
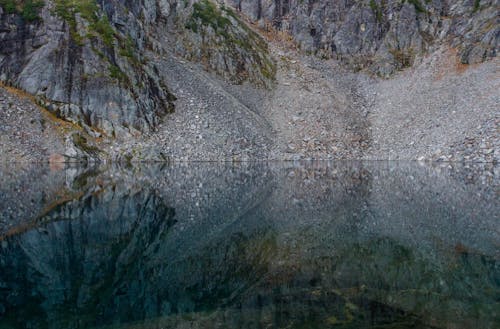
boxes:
[0,0,498,163]
[0,0,275,137]
[226,0,498,75]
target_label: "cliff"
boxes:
[226,0,498,75]
[0,0,275,137]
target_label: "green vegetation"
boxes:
[72,133,101,155]
[118,35,141,66]
[184,0,275,84]
[0,0,44,21]
[0,0,17,13]
[92,15,114,47]
[369,0,383,22]
[108,64,128,83]
[22,0,44,21]
[54,0,98,23]
[473,0,481,12]
[260,60,275,80]
[407,0,426,13]
[52,0,129,82]
[52,0,138,82]
[185,0,231,36]
[118,35,135,58]
[53,0,115,47]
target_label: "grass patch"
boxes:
[109,64,128,82]
[91,15,115,47]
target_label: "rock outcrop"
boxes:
[0,1,174,136]
[225,0,499,75]
[0,0,275,136]
[0,0,497,163]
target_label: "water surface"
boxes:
[0,161,498,329]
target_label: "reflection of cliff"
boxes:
[0,163,277,328]
[0,162,498,329]
[0,181,177,328]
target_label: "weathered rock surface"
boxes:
[225,0,499,75]
[0,0,275,136]
[0,0,498,163]
[0,2,175,135]
[0,85,101,162]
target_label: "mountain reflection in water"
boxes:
[0,161,498,329]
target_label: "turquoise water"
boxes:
[0,162,498,328]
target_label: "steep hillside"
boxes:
[0,0,498,163]
[0,0,275,137]
[226,0,498,75]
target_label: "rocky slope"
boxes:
[0,85,103,162]
[0,0,498,163]
[0,0,274,137]
[226,0,499,75]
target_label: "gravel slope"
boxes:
[101,42,498,163]
[0,86,67,163]
[0,45,498,163]
[363,49,499,162]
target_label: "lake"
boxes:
[0,161,498,329]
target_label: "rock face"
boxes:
[0,0,275,136]
[225,0,499,75]
[0,2,175,136]
[0,0,497,163]
[0,86,102,162]
[178,0,276,86]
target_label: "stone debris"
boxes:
[0,1,498,163]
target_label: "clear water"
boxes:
[0,162,498,329]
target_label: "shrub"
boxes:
[473,0,481,13]
[22,0,44,21]
[0,0,44,21]
[0,0,17,14]
[407,0,426,13]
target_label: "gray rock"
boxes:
[0,0,275,136]
[224,0,498,73]
[0,2,175,136]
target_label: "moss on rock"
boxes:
[183,0,275,87]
